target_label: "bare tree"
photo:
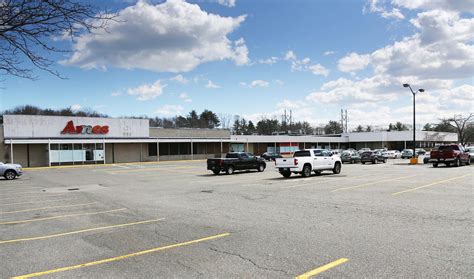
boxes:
[446,113,474,146]
[0,0,115,79]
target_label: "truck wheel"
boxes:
[4,170,16,180]
[351,159,355,164]
[226,166,234,175]
[453,158,460,167]
[280,171,291,178]
[301,165,311,177]
[333,162,341,174]
[257,164,265,172]
[212,170,220,175]
[433,162,438,168]
[467,157,471,165]
[373,158,378,164]
[383,159,387,163]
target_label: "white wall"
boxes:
[3,115,149,138]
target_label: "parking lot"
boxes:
[1,160,472,278]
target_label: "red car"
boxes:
[429,144,471,167]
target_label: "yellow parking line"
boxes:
[295,258,349,279]
[392,174,472,196]
[0,191,43,196]
[24,160,206,171]
[0,218,165,244]
[281,174,373,189]
[0,198,81,207]
[12,232,230,278]
[0,202,98,215]
[0,193,67,202]
[331,174,417,192]
[0,208,126,225]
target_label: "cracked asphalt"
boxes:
[0,160,472,278]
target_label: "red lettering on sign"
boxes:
[100,126,109,134]
[61,121,109,135]
[61,121,76,134]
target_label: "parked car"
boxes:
[401,149,414,159]
[0,162,23,180]
[384,150,401,159]
[423,153,431,164]
[429,144,471,167]
[275,149,342,178]
[341,150,361,164]
[207,152,266,175]
[360,151,387,164]
[359,148,371,153]
[464,146,474,163]
[260,152,283,161]
[416,148,426,155]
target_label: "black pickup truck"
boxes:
[207,152,266,175]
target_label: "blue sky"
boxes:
[1,0,473,129]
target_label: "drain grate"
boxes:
[201,190,213,193]
[67,188,80,191]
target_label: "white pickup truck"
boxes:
[275,149,342,178]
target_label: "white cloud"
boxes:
[128,80,166,101]
[392,0,474,13]
[155,104,183,116]
[273,79,284,86]
[284,50,296,60]
[170,74,189,84]
[308,64,330,77]
[337,52,371,73]
[71,104,82,111]
[364,0,404,20]
[206,80,220,88]
[324,50,336,55]
[179,93,192,103]
[284,50,330,76]
[111,91,122,97]
[240,80,270,88]
[63,0,248,72]
[217,0,236,7]
[258,57,279,65]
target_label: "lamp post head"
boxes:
[419,89,425,92]
[403,83,410,88]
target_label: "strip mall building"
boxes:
[1,115,458,167]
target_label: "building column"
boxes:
[157,140,160,162]
[103,138,106,164]
[220,139,223,154]
[48,139,51,167]
[190,140,194,160]
[10,139,13,164]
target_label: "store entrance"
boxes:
[49,143,105,165]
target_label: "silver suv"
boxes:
[0,162,23,180]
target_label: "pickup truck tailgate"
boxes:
[275,158,297,168]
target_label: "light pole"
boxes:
[403,84,425,161]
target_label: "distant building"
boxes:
[1,115,458,167]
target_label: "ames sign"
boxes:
[61,120,109,135]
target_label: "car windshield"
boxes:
[438,145,459,151]
[293,150,311,157]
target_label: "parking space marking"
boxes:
[0,198,81,207]
[0,218,165,244]
[0,193,67,202]
[108,165,199,174]
[0,208,127,225]
[295,258,348,279]
[24,160,206,171]
[280,174,374,189]
[12,232,230,279]
[0,202,98,215]
[392,174,473,196]
[0,191,44,196]
[331,174,417,192]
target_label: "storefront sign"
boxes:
[61,120,109,135]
